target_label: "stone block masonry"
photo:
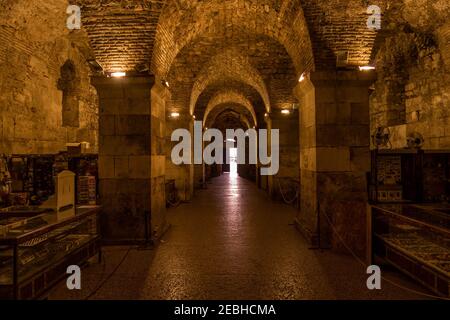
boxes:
[0,1,98,154]
[294,70,375,258]
[370,19,450,150]
[93,75,168,243]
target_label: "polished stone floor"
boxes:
[50,173,431,300]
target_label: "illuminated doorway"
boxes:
[229,148,238,177]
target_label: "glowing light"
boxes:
[192,115,196,119]
[359,66,376,71]
[111,72,126,78]
[299,72,306,82]
[229,148,238,178]
[281,109,290,115]
[170,112,180,118]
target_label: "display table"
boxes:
[369,203,450,297]
[0,205,101,300]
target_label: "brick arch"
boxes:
[194,78,267,124]
[151,0,314,79]
[203,90,258,128]
[75,0,386,74]
[188,49,271,116]
[210,107,252,131]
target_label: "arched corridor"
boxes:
[0,0,449,302]
[50,174,426,300]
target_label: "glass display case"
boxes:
[0,206,101,300]
[369,203,450,297]
[369,149,450,204]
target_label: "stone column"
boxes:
[270,110,300,202]
[293,70,375,258]
[92,75,168,243]
[264,114,274,196]
[165,114,194,201]
[188,118,195,197]
[150,79,168,240]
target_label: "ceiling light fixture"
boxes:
[359,66,376,71]
[111,72,126,78]
[87,59,103,73]
[281,109,290,115]
[170,112,180,118]
[299,72,307,82]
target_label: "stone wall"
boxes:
[370,22,450,150]
[0,0,98,155]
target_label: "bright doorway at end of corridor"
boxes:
[229,148,238,177]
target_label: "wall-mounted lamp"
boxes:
[87,59,103,73]
[162,80,170,88]
[299,72,307,82]
[111,72,126,78]
[192,115,196,120]
[170,112,180,118]
[281,109,291,115]
[358,66,376,71]
[264,113,269,117]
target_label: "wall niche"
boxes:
[58,60,81,127]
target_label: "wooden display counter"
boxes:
[368,203,450,297]
[0,205,101,300]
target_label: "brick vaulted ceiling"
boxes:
[75,0,166,73]
[203,90,258,129]
[75,0,403,125]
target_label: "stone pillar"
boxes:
[270,110,300,202]
[92,75,168,243]
[188,118,195,197]
[264,114,274,197]
[151,79,168,240]
[165,114,194,201]
[293,71,375,258]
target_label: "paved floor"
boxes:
[50,174,432,300]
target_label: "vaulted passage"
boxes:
[50,174,425,300]
[0,0,449,301]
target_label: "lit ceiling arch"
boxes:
[203,90,258,128]
[189,49,271,116]
[151,0,314,79]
